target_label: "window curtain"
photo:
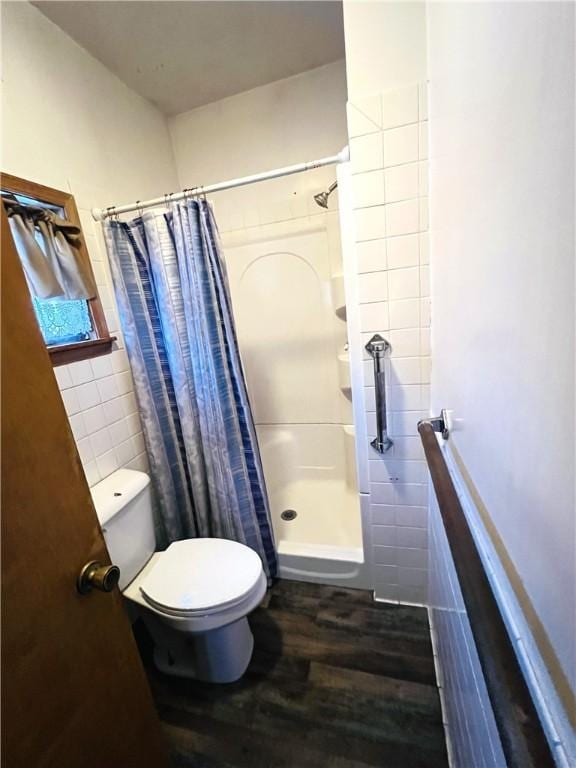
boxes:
[3,196,96,299]
[103,200,277,580]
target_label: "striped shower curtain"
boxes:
[103,201,277,579]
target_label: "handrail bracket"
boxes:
[418,409,450,440]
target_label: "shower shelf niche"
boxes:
[337,351,352,395]
[331,274,346,320]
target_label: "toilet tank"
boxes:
[91,469,156,590]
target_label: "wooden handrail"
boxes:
[418,421,555,768]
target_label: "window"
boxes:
[33,296,93,345]
[1,173,115,365]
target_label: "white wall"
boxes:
[169,60,348,227]
[428,0,575,721]
[342,1,432,604]
[343,1,427,100]
[1,2,179,486]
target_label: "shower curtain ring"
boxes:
[136,200,144,217]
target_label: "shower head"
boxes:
[314,181,338,209]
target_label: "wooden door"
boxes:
[1,209,168,768]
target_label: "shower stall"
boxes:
[221,162,369,587]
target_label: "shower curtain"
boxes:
[103,200,277,579]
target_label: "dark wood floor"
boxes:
[137,580,448,768]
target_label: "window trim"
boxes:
[1,172,116,366]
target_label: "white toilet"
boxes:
[91,468,267,683]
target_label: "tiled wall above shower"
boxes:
[348,82,431,604]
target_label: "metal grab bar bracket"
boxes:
[371,435,393,453]
[418,409,450,440]
[365,334,393,454]
[365,334,390,357]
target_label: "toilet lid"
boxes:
[139,538,263,614]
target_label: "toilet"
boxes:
[91,468,267,683]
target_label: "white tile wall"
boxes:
[381,84,419,130]
[383,124,419,167]
[211,162,344,243]
[55,196,149,487]
[384,163,419,203]
[354,205,387,241]
[352,170,386,208]
[350,133,384,172]
[356,239,387,273]
[348,83,431,604]
[428,493,506,767]
[346,101,381,138]
[387,234,419,269]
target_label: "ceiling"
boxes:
[34,1,345,116]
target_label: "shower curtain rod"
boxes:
[91,146,349,222]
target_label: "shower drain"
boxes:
[280,509,298,521]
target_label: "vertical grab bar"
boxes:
[365,334,393,453]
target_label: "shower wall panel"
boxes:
[221,216,363,563]
[224,229,343,426]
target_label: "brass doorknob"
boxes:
[77,561,120,595]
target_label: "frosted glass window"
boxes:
[32,297,93,346]
[2,173,113,364]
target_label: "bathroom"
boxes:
[1,1,574,767]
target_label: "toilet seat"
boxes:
[138,538,264,617]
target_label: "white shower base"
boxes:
[257,423,369,589]
[277,541,367,587]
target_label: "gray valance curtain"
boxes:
[4,196,96,300]
[103,200,277,580]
